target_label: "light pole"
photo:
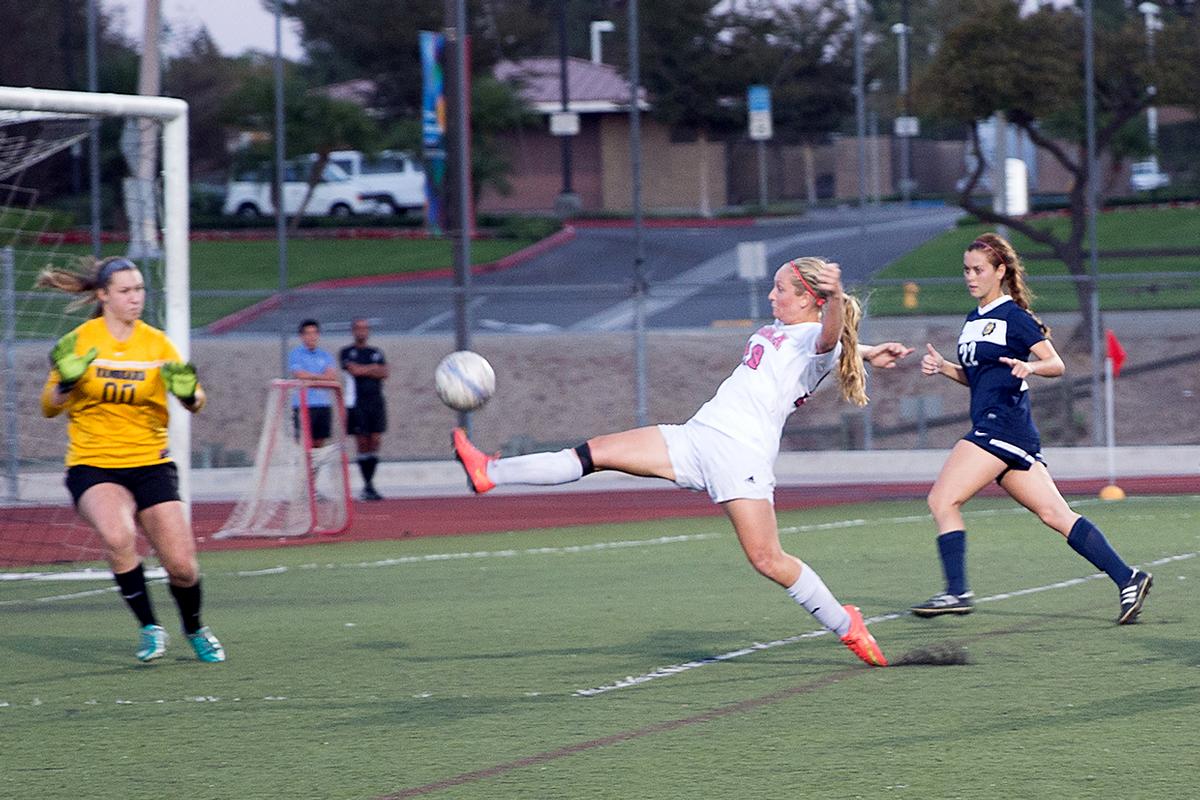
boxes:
[852,0,873,449]
[628,0,648,427]
[555,0,581,217]
[86,0,101,257]
[273,0,289,377]
[852,0,867,218]
[1084,0,1104,447]
[890,19,913,204]
[590,19,614,64]
[868,79,882,205]
[1137,2,1161,152]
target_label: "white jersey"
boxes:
[691,321,839,463]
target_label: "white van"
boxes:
[325,150,426,215]
[221,160,382,218]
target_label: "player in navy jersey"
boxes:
[454,258,914,668]
[911,232,1151,624]
[340,319,389,501]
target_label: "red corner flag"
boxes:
[1106,329,1127,378]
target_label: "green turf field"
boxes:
[2,495,1197,799]
[868,206,1200,315]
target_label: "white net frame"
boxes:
[215,379,354,539]
[0,110,92,182]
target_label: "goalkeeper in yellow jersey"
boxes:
[38,256,225,663]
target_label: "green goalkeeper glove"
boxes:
[161,361,198,402]
[50,332,98,392]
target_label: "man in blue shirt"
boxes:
[288,319,338,447]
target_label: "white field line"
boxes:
[2,495,1187,593]
[6,550,1189,712]
[0,534,724,604]
[1,508,1193,711]
[573,551,1197,697]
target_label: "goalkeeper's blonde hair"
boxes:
[35,256,139,316]
[786,257,868,407]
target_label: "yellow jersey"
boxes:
[41,317,201,468]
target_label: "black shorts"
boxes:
[65,462,180,511]
[293,406,333,442]
[347,396,387,436]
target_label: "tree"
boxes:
[274,0,542,205]
[163,29,247,177]
[610,0,861,210]
[275,0,448,117]
[468,74,537,201]
[226,66,380,231]
[728,1,856,141]
[0,0,138,205]
[913,0,1200,342]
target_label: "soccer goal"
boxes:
[0,85,190,569]
[215,380,353,539]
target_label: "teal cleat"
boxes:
[136,624,168,662]
[187,626,226,663]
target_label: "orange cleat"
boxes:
[839,604,888,667]
[452,427,496,494]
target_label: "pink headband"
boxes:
[972,239,1006,266]
[789,261,826,306]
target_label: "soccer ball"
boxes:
[434,350,496,412]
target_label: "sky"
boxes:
[102,0,305,60]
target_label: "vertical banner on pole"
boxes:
[420,31,447,234]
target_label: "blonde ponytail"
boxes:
[36,256,138,316]
[786,256,869,406]
[836,292,868,406]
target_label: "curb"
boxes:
[570,217,757,229]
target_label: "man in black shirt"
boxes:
[340,318,389,500]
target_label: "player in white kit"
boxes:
[453,258,912,667]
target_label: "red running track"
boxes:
[3,475,1198,567]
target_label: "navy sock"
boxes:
[937,530,968,596]
[113,563,158,627]
[169,581,203,635]
[573,443,595,476]
[1067,517,1133,585]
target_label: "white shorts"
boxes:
[658,420,776,504]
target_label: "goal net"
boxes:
[0,86,190,570]
[215,380,353,539]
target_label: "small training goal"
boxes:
[215,380,353,539]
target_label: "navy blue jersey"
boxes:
[957,296,1046,452]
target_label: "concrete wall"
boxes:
[7,315,1197,472]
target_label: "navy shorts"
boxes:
[293,406,333,442]
[65,462,181,511]
[347,396,387,436]
[962,430,1045,474]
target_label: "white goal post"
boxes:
[0,86,192,503]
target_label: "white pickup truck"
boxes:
[221,160,382,218]
[325,150,426,215]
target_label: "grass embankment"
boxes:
[868,206,1199,315]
